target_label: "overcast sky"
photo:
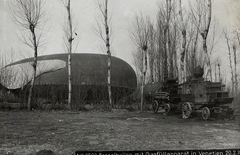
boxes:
[0,0,239,69]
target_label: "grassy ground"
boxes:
[0,110,240,155]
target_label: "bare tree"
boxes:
[94,0,113,109]
[168,9,179,79]
[60,0,79,110]
[179,0,187,81]
[190,0,212,79]
[148,23,157,83]
[223,26,239,99]
[232,2,240,106]
[184,19,201,78]
[208,20,222,81]
[156,0,179,80]
[186,1,202,75]
[178,0,200,81]
[223,28,239,104]
[156,12,165,82]
[159,0,173,78]
[232,44,238,97]
[11,0,48,110]
[223,29,235,95]
[129,14,150,111]
[232,0,240,45]
[202,0,212,57]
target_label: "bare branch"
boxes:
[10,0,49,110]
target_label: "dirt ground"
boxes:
[0,110,240,155]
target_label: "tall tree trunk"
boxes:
[225,35,234,95]
[214,64,217,82]
[157,49,162,82]
[233,45,238,98]
[179,0,187,82]
[67,0,73,110]
[148,24,155,83]
[27,25,38,110]
[168,27,173,78]
[201,0,212,79]
[172,25,178,78]
[192,16,201,70]
[140,48,147,111]
[163,28,168,78]
[149,49,154,83]
[218,63,221,82]
[104,0,112,109]
[163,0,171,78]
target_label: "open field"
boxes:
[0,110,240,155]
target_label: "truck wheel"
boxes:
[182,102,192,119]
[202,107,211,120]
[164,104,171,115]
[152,100,159,113]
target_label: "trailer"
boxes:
[180,78,235,120]
[145,66,235,120]
[145,78,181,115]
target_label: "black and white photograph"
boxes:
[0,0,240,154]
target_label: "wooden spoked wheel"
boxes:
[164,103,171,115]
[202,107,211,120]
[182,102,192,119]
[152,100,159,113]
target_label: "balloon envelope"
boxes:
[1,53,137,101]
